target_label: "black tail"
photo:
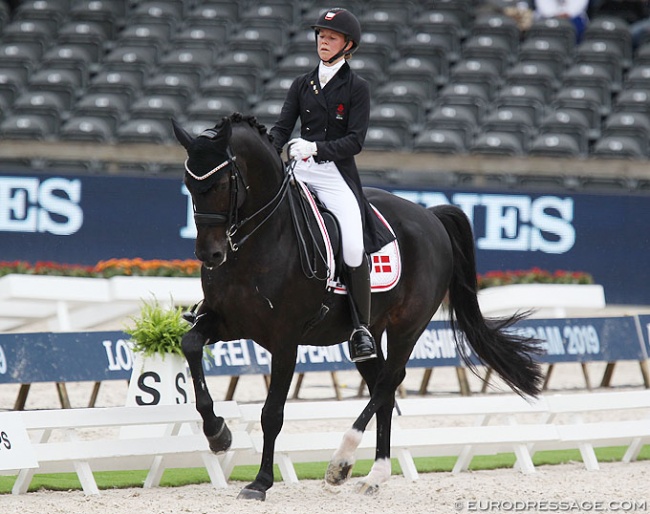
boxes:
[431,204,544,398]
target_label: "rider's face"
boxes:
[317,28,350,64]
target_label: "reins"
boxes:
[187,127,330,281]
[285,160,330,281]
[226,163,292,252]
[189,146,293,252]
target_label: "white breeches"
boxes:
[293,157,365,268]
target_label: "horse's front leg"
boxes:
[182,313,232,453]
[238,345,297,502]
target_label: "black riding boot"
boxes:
[343,260,377,362]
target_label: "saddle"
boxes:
[304,186,343,267]
[293,179,401,294]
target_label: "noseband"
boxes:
[185,146,242,228]
[187,145,292,252]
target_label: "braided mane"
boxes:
[213,112,276,146]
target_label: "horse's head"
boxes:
[173,116,243,268]
[173,114,284,269]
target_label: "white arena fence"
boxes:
[1,278,649,494]
[1,390,649,495]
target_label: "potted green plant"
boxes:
[123,298,193,408]
[125,298,189,358]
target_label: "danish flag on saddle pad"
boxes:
[295,180,401,294]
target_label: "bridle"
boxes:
[186,145,292,252]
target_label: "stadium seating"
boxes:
[613,87,650,116]
[59,115,114,142]
[470,12,520,54]
[562,63,613,115]
[528,133,583,158]
[2,19,56,53]
[551,86,603,139]
[519,36,571,77]
[493,84,547,125]
[0,113,53,140]
[115,23,172,61]
[364,126,407,150]
[0,0,646,160]
[411,9,462,62]
[413,128,467,154]
[526,16,577,53]
[56,20,109,61]
[0,68,25,105]
[72,92,128,132]
[506,61,559,102]
[574,39,624,91]
[538,109,591,155]
[426,104,479,148]
[200,73,255,111]
[601,111,650,148]
[480,107,537,151]
[69,0,124,38]
[470,132,525,156]
[116,118,173,144]
[592,135,646,159]
[187,97,242,123]
[12,90,68,128]
[435,82,491,121]
[583,15,633,68]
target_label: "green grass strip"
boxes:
[1,445,647,494]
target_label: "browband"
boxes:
[184,156,236,182]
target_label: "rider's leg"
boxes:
[342,256,377,362]
[293,159,377,362]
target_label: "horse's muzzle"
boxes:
[195,249,227,270]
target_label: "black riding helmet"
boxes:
[311,8,361,63]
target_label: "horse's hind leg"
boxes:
[325,353,384,487]
[326,331,407,492]
[357,360,403,495]
[326,328,413,494]
[182,314,232,453]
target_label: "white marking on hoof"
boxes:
[357,458,391,495]
[325,428,363,486]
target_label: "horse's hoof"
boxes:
[207,421,232,454]
[237,487,266,501]
[325,460,353,486]
[356,481,380,496]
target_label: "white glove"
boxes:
[288,138,317,160]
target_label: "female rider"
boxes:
[270,8,394,362]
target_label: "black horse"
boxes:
[172,113,543,501]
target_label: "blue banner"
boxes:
[0,331,132,383]
[406,317,647,368]
[634,315,650,358]
[0,318,645,384]
[2,172,648,305]
[508,316,647,363]
[1,172,649,304]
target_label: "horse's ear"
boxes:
[171,118,194,150]
[220,116,232,141]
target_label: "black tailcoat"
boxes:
[270,62,395,254]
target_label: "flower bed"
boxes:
[0,258,201,278]
[0,259,594,287]
[477,268,594,289]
